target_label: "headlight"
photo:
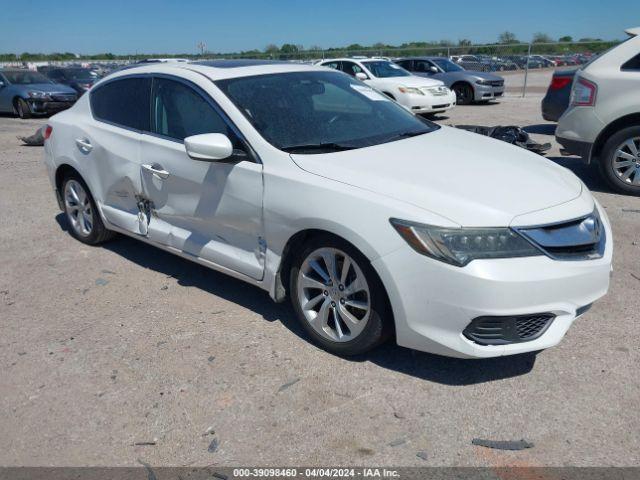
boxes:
[27,91,51,100]
[390,218,541,266]
[475,80,492,85]
[398,86,424,95]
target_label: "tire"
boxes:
[289,234,392,356]
[598,126,640,196]
[61,173,115,244]
[452,83,474,105]
[15,98,31,119]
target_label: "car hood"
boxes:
[22,83,77,95]
[291,126,582,227]
[464,71,504,82]
[368,75,444,88]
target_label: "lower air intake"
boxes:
[463,313,555,346]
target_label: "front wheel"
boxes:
[453,83,474,105]
[599,126,640,195]
[289,236,392,356]
[15,98,31,119]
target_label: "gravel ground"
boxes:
[0,95,639,468]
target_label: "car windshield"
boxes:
[361,61,411,78]
[64,68,94,81]
[431,58,464,72]
[215,71,438,153]
[2,70,52,85]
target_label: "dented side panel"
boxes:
[86,121,145,234]
[140,135,265,280]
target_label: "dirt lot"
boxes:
[1,94,639,468]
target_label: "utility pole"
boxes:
[197,41,206,56]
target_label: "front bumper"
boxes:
[400,90,457,113]
[372,204,613,359]
[474,83,504,101]
[27,99,75,115]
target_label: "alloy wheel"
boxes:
[64,179,94,236]
[296,247,371,343]
[612,137,640,185]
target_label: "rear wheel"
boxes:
[289,235,392,356]
[62,174,115,244]
[452,83,474,105]
[599,126,640,196]
[15,98,31,119]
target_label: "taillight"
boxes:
[549,76,572,90]
[44,125,53,140]
[570,78,597,106]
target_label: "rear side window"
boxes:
[90,77,151,131]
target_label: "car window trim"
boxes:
[145,73,260,164]
[89,73,152,134]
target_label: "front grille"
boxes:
[488,80,504,87]
[51,94,76,102]
[463,313,555,345]
[515,209,605,261]
[432,103,450,109]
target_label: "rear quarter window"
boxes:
[90,77,151,131]
[622,53,640,71]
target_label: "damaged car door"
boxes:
[139,76,265,280]
[89,76,151,234]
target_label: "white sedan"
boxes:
[43,60,612,358]
[318,58,456,115]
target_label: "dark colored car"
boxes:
[0,69,77,118]
[541,69,577,121]
[38,67,97,95]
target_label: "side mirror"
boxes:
[184,133,233,161]
[355,72,368,81]
[429,66,438,73]
[0,80,5,88]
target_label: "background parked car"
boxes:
[395,57,504,105]
[556,26,640,195]
[38,67,97,95]
[541,68,577,121]
[0,69,77,118]
[318,58,457,115]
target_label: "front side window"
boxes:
[360,61,411,78]
[151,78,237,143]
[90,77,151,131]
[431,58,463,72]
[341,61,365,77]
[2,70,52,85]
[216,70,437,153]
[321,61,340,70]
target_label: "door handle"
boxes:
[75,138,93,153]
[142,163,170,179]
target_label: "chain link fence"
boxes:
[1,40,617,97]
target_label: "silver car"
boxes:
[396,57,505,105]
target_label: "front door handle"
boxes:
[75,138,93,153]
[142,163,170,179]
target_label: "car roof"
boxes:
[101,59,324,82]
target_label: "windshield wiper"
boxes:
[281,142,357,153]
[384,130,429,142]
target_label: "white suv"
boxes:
[556,27,640,195]
[318,58,456,115]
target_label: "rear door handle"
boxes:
[142,163,170,179]
[75,138,93,153]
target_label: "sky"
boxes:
[1,0,637,54]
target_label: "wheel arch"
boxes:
[591,113,640,163]
[272,227,385,303]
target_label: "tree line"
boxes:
[0,32,618,62]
